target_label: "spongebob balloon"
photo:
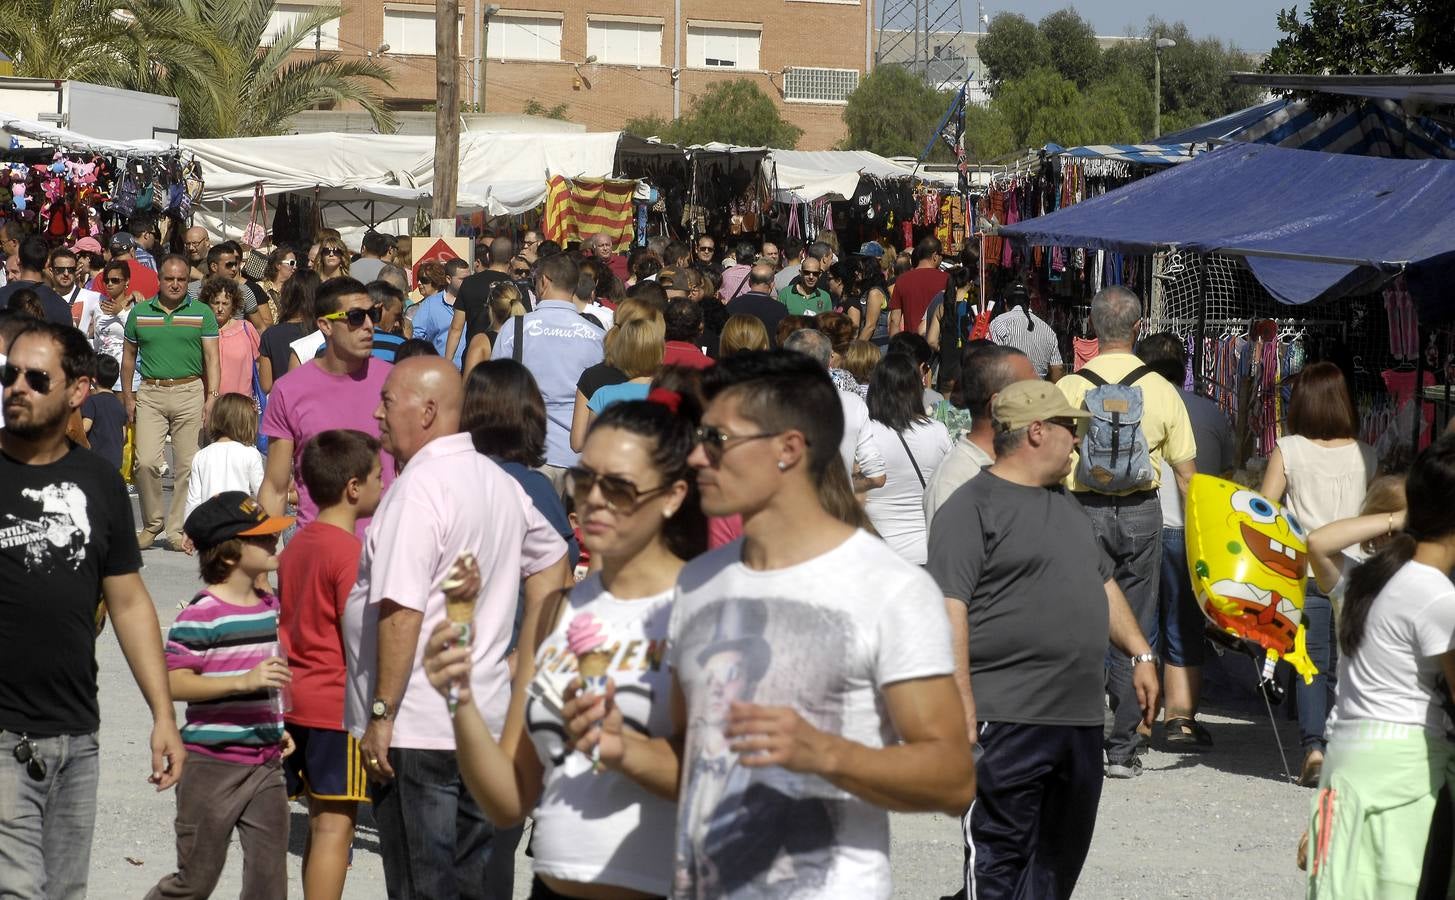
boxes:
[1184,474,1318,685]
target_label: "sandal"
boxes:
[1164,716,1214,748]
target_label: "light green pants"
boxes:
[1307,719,1455,900]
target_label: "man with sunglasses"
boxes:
[46,247,103,332]
[122,254,222,551]
[927,380,1158,899]
[776,256,833,316]
[344,355,568,900]
[86,232,159,300]
[0,321,185,898]
[0,236,71,325]
[260,277,396,540]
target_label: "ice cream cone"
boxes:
[441,553,477,717]
[577,649,612,683]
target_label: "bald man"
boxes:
[346,356,570,900]
[183,227,210,281]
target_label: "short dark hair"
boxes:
[664,240,690,264]
[12,320,96,383]
[536,239,562,258]
[702,349,843,482]
[157,253,191,274]
[444,257,470,277]
[1136,332,1186,386]
[576,269,596,302]
[94,352,120,387]
[102,260,131,283]
[361,230,391,256]
[301,429,380,508]
[206,244,237,269]
[7,289,43,319]
[911,236,942,265]
[366,280,405,309]
[805,241,832,263]
[665,296,702,343]
[489,237,515,265]
[128,211,157,236]
[314,276,369,317]
[47,247,76,266]
[627,280,668,313]
[537,252,579,293]
[463,359,547,467]
[958,344,1026,417]
[393,338,438,361]
[198,538,243,585]
[886,331,932,367]
[18,236,48,272]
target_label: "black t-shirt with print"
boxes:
[0,446,141,735]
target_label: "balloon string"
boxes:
[1253,654,1296,783]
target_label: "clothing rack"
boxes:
[1149,316,1349,337]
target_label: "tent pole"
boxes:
[1412,319,1425,450]
[1191,252,1208,396]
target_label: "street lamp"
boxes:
[479,3,501,112]
[1153,36,1176,139]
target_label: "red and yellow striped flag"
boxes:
[544,175,636,251]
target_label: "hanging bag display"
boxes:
[241,184,270,280]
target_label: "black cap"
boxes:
[183,492,294,551]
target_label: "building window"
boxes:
[486,14,563,61]
[686,24,760,70]
[784,67,859,103]
[382,7,464,56]
[264,3,339,50]
[587,19,663,66]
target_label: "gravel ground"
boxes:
[86,492,1310,898]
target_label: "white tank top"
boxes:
[1276,435,1377,532]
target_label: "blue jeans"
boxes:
[1296,591,1338,752]
[1157,528,1206,668]
[372,746,522,900]
[1076,491,1163,765]
[0,730,99,900]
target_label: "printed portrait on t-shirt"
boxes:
[0,483,92,570]
[674,596,862,899]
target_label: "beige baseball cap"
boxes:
[991,380,1091,431]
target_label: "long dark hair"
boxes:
[589,386,707,560]
[463,359,547,468]
[279,269,321,327]
[1340,433,1455,656]
[868,352,930,433]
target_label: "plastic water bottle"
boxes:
[265,641,292,715]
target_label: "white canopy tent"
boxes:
[0,113,180,157]
[769,149,924,204]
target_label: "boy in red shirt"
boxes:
[277,429,383,900]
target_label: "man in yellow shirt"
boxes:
[1057,285,1196,779]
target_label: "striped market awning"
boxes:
[1042,142,1204,166]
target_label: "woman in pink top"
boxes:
[202,276,261,401]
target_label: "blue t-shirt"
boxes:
[490,300,605,468]
[81,391,127,469]
[371,330,405,363]
[493,458,580,570]
[587,381,650,414]
[411,291,465,368]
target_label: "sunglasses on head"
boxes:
[567,466,671,513]
[322,305,383,327]
[1,363,54,394]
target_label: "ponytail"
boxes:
[817,462,875,534]
[1338,532,1416,656]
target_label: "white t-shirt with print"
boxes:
[1332,560,1455,736]
[667,529,954,900]
[526,574,676,896]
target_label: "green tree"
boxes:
[991,67,1091,148]
[1038,8,1102,88]
[524,99,570,120]
[622,81,802,148]
[1100,19,1260,138]
[1264,0,1455,79]
[977,13,1051,88]
[962,105,1015,160]
[841,66,950,158]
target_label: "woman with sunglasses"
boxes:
[258,245,299,327]
[423,389,703,900]
[315,237,350,282]
[257,271,319,394]
[91,260,137,390]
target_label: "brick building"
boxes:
[268,0,872,149]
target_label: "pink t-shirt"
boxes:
[342,432,568,748]
[260,356,395,535]
[217,320,260,398]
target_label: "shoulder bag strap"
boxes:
[896,429,926,488]
[512,312,524,363]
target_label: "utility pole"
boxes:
[478,4,500,112]
[1153,36,1176,139]
[433,0,460,236]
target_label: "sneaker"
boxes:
[1105,756,1143,779]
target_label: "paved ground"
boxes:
[88,494,1310,898]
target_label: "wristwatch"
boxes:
[1130,652,1158,666]
[370,698,394,721]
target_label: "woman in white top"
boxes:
[863,353,951,564]
[1261,361,1377,786]
[1303,437,1455,898]
[91,260,137,390]
[424,389,704,899]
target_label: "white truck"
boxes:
[0,78,179,143]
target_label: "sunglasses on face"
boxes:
[511,268,531,277]
[322,248,343,257]
[322,305,383,328]
[13,734,44,781]
[697,245,714,252]
[105,277,127,285]
[281,258,297,268]
[50,267,75,274]
[222,260,238,269]
[800,270,821,278]
[567,466,671,513]
[693,425,783,464]
[1,363,54,394]
[1046,417,1081,434]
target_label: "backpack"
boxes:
[1076,365,1156,493]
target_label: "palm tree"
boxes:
[0,0,397,138]
[134,0,397,138]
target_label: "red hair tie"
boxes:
[646,388,682,414]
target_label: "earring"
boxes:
[777,461,788,471]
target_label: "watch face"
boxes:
[371,700,388,717]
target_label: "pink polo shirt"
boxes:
[343,432,567,748]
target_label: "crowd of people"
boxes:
[0,214,1451,900]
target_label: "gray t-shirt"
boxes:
[350,257,387,284]
[926,471,1113,726]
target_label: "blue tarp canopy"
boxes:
[1043,142,1200,166]
[1158,97,1455,160]
[999,142,1455,316]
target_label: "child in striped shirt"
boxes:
[146,492,296,900]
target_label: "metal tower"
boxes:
[874,0,971,90]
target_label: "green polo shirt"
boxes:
[777,283,833,316]
[122,296,219,380]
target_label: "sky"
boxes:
[977,0,1291,52]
